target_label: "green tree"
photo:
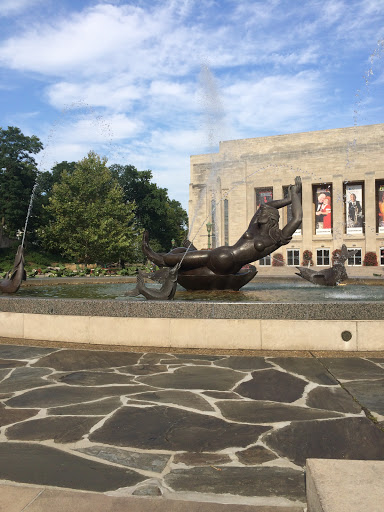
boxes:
[110,164,188,251]
[38,161,77,197]
[31,161,77,241]
[0,126,43,238]
[39,152,139,264]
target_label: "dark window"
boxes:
[259,255,271,266]
[317,249,330,266]
[347,248,362,266]
[287,249,300,266]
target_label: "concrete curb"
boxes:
[306,459,384,512]
[0,484,304,512]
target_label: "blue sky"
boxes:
[0,0,384,209]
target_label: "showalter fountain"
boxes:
[2,58,384,351]
[1,167,384,352]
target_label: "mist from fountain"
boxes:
[188,63,229,246]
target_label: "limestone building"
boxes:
[188,123,384,274]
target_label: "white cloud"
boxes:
[0,1,334,79]
[0,4,163,76]
[0,0,43,17]
[38,142,89,171]
[46,78,143,110]
[0,2,216,80]
[0,1,381,80]
[33,112,142,172]
[224,71,325,136]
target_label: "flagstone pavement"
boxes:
[1,338,384,511]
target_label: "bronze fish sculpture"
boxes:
[295,244,348,286]
[0,245,26,294]
[126,263,181,300]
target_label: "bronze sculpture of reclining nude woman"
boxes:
[143,177,302,281]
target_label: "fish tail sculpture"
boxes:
[0,245,26,294]
[295,266,318,282]
[295,244,349,286]
[136,262,181,300]
[124,285,141,297]
[124,267,172,297]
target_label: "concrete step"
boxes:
[306,459,384,512]
[0,484,304,512]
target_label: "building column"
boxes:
[365,171,376,252]
[332,174,344,249]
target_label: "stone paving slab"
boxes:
[0,484,304,512]
[0,341,384,509]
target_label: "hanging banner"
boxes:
[314,186,332,235]
[346,184,364,234]
[379,185,384,233]
[256,188,273,209]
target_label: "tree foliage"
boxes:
[31,161,77,239]
[110,164,188,251]
[0,126,43,237]
[27,161,76,246]
[0,125,188,261]
[38,161,77,197]
[39,152,139,264]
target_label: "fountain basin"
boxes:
[1,277,383,351]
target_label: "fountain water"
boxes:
[188,63,229,245]
[0,175,38,294]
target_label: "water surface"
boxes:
[14,280,384,303]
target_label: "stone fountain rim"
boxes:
[0,295,383,320]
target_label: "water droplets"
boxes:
[189,63,229,244]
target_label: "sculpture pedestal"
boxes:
[177,265,257,291]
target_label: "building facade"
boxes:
[189,123,384,274]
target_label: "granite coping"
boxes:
[306,459,384,512]
[0,296,384,320]
[0,484,304,512]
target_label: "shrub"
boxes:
[363,252,378,266]
[0,247,20,272]
[24,251,53,267]
[272,253,285,266]
[63,269,77,277]
[302,249,313,266]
